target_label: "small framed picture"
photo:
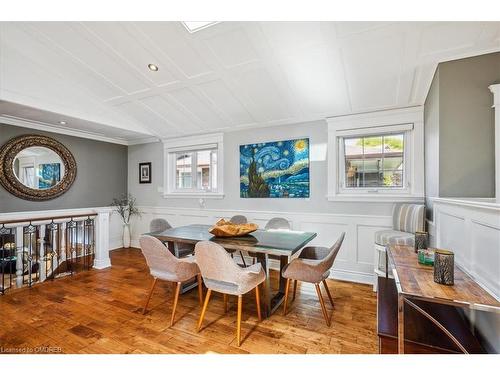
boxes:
[139,162,152,184]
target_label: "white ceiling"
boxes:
[0,21,499,144]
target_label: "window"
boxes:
[342,133,404,189]
[22,166,35,188]
[327,107,424,202]
[174,149,217,191]
[164,133,224,198]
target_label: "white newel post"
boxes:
[93,208,112,269]
[490,84,500,201]
[39,224,46,282]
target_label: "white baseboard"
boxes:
[330,269,374,285]
[93,258,112,269]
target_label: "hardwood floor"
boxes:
[0,248,377,354]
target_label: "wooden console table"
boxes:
[385,245,500,354]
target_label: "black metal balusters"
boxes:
[0,224,15,294]
[0,215,97,294]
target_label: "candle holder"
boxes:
[417,248,435,266]
[414,231,429,253]
[434,249,454,285]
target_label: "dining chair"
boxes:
[149,218,194,258]
[139,235,203,327]
[230,215,248,266]
[243,217,292,265]
[149,218,170,233]
[282,232,346,327]
[265,217,291,230]
[195,241,265,347]
[230,215,247,224]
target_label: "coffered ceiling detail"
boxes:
[0,21,499,143]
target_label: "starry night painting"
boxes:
[240,138,310,198]
[38,163,61,189]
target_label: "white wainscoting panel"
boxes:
[120,206,392,285]
[434,198,500,300]
[109,211,125,250]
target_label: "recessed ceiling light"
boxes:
[59,121,67,125]
[148,63,159,72]
[182,21,219,33]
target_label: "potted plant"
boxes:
[111,194,141,248]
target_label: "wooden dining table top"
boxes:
[146,224,317,257]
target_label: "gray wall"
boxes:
[128,119,393,216]
[439,52,499,197]
[0,123,128,213]
[424,52,499,213]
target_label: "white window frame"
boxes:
[163,133,224,199]
[327,107,425,203]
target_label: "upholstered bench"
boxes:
[373,203,425,290]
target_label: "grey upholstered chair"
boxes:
[149,218,170,233]
[282,232,346,327]
[195,241,265,347]
[149,218,194,258]
[230,215,249,266]
[265,217,291,230]
[244,217,292,266]
[139,235,203,327]
[230,215,248,224]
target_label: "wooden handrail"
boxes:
[0,212,98,226]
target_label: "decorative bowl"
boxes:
[209,219,258,237]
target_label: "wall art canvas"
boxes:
[240,138,310,198]
[38,163,61,189]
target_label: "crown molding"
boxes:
[0,115,158,146]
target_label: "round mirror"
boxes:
[0,135,76,201]
[12,146,65,190]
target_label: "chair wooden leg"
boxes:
[315,283,330,327]
[142,278,157,314]
[236,295,243,346]
[283,278,291,315]
[197,274,203,307]
[322,279,334,308]
[224,293,229,313]
[197,289,212,332]
[170,282,181,327]
[292,280,298,301]
[255,285,262,322]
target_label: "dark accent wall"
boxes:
[424,52,500,219]
[0,124,128,213]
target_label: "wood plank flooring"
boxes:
[0,248,377,354]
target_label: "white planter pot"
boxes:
[123,224,131,248]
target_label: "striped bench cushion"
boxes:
[375,229,415,246]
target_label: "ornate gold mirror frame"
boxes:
[0,134,77,201]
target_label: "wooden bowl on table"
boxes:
[209,219,258,237]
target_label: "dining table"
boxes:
[147,224,317,317]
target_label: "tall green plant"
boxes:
[111,194,141,225]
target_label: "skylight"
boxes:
[182,21,219,33]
